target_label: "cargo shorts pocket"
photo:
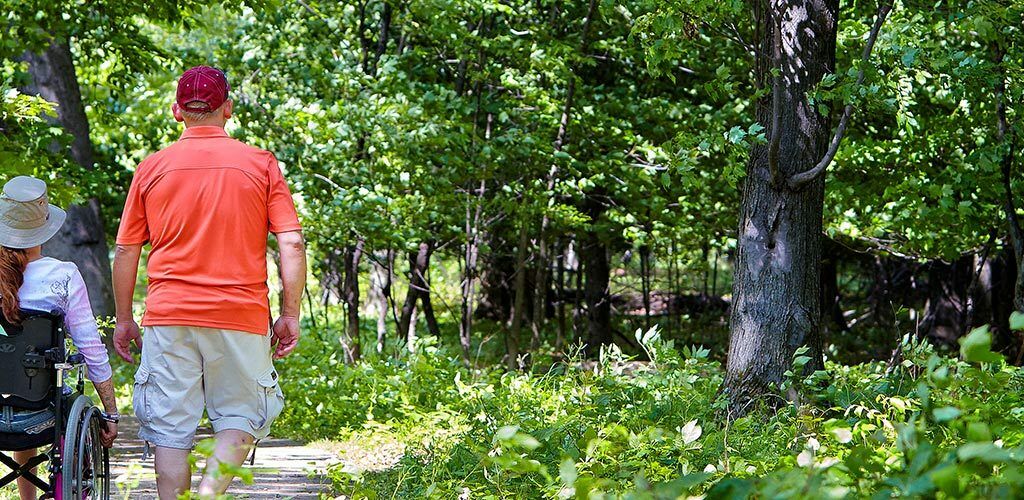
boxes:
[256,368,285,432]
[132,368,153,426]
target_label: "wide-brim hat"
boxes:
[0,176,66,249]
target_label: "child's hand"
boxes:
[113,319,143,363]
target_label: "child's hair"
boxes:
[0,246,28,324]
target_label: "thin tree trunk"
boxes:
[341,240,364,363]
[581,227,612,353]
[995,46,1024,311]
[640,245,652,329]
[460,181,486,364]
[398,242,434,340]
[572,240,584,345]
[556,239,567,351]
[23,38,114,317]
[712,247,720,296]
[371,249,393,354]
[508,220,529,370]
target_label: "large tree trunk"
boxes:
[724,0,838,414]
[23,39,114,317]
[341,241,364,363]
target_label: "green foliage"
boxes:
[263,322,1024,498]
[0,83,83,203]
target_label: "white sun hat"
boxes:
[0,176,67,249]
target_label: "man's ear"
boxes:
[222,99,233,120]
[171,103,185,122]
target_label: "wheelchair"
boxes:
[0,310,110,499]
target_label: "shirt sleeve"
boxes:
[64,267,113,383]
[116,161,150,245]
[266,153,302,234]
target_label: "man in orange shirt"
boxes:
[112,66,307,499]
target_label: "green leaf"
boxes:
[966,422,992,443]
[959,326,1002,364]
[957,442,1012,463]
[932,407,961,423]
[1010,312,1024,331]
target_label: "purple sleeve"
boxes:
[65,268,113,383]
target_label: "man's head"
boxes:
[172,66,233,127]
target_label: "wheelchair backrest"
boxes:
[0,310,63,409]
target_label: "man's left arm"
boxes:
[273,230,305,359]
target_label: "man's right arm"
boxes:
[112,244,144,363]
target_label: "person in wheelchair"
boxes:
[0,176,118,499]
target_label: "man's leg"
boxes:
[134,326,205,500]
[196,429,255,496]
[154,447,191,499]
[14,449,37,500]
[200,328,285,497]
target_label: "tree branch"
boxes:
[767,8,782,186]
[786,0,893,190]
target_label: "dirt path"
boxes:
[110,417,336,499]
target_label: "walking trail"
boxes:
[110,417,337,499]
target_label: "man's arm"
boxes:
[112,244,144,363]
[273,231,306,358]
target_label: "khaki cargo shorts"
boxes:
[133,326,285,450]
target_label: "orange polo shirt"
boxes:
[116,126,301,335]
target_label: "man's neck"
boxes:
[184,121,227,129]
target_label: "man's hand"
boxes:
[272,315,300,359]
[113,319,143,363]
[99,421,118,448]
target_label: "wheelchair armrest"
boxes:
[67,353,85,365]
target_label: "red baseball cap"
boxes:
[176,66,230,113]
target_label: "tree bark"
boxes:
[370,249,393,353]
[724,0,839,414]
[23,38,114,317]
[995,46,1023,311]
[460,181,485,364]
[581,230,611,352]
[341,240,364,363]
[507,221,529,370]
[640,245,652,329]
[397,242,435,342]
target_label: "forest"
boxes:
[3,0,1024,498]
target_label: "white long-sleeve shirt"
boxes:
[12,257,112,382]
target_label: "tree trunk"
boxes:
[820,248,847,334]
[460,181,486,364]
[507,222,529,370]
[370,248,394,354]
[724,0,839,414]
[555,240,567,351]
[995,46,1024,311]
[341,241,364,363]
[581,228,612,353]
[23,38,114,317]
[640,245,652,328]
[397,242,435,344]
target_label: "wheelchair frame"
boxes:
[0,310,110,499]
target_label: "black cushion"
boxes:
[0,310,63,410]
[0,428,54,452]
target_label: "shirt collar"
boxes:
[179,126,229,140]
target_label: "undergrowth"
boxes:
[274,318,1024,499]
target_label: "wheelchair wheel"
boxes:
[61,396,110,499]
